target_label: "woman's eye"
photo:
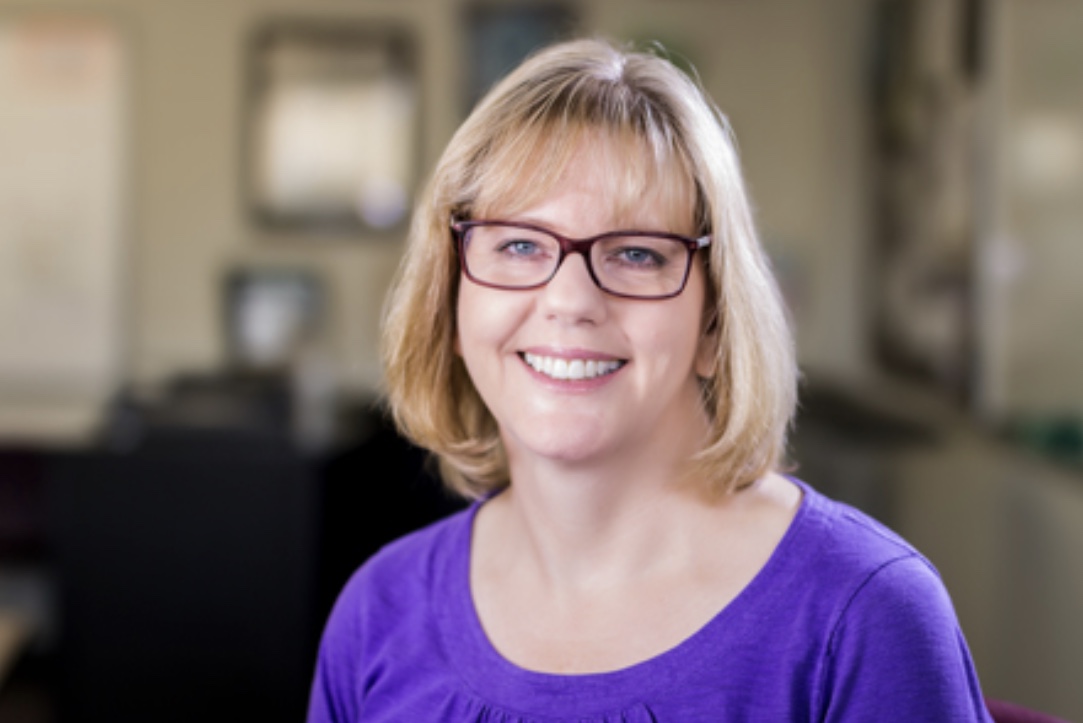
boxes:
[498,239,541,256]
[615,247,665,267]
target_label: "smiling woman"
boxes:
[308,38,995,722]
[383,40,794,498]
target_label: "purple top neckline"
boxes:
[440,478,815,715]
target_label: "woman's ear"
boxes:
[695,308,719,379]
[695,328,718,379]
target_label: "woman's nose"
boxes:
[537,252,608,324]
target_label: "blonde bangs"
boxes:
[463,77,699,233]
[467,125,696,236]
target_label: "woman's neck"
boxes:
[469,452,802,675]
[485,435,721,593]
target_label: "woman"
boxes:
[309,38,993,722]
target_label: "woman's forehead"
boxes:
[471,127,697,232]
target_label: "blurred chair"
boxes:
[987,698,1071,723]
[47,426,317,723]
[315,406,466,620]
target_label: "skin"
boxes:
[457,141,802,674]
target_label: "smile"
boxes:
[521,352,625,381]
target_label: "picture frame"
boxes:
[463,3,577,112]
[224,267,326,371]
[245,20,418,234]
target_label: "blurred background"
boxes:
[0,0,1081,721]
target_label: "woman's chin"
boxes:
[506,430,614,468]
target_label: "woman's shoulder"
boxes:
[315,503,476,668]
[789,479,933,579]
[784,484,993,721]
[308,502,481,722]
[792,482,959,622]
[341,502,477,601]
[762,478,953,632]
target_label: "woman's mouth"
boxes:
[520,352,626,381]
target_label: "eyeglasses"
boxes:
[451,220,711,300]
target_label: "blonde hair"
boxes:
[382,38,796,498]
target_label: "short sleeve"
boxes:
[820,555,993,723]
[307,569,367,723]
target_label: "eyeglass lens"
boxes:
[462,223,693,298]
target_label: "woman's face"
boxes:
[455,143,715,470]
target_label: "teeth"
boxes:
[522,353,623,380]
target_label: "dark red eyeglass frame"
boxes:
[450,219,712,300]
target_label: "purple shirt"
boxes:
[308,480,993,721]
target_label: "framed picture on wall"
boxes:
[245,21,418,234]
[224,267,326,371]
[869,1,978,403]
[463,3,577,112]
[0,15,127,440]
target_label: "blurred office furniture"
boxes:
[315,405,464,620]
[46,373,312,723]
[0,610,33,690]
[987,698,1071,723]
[34,375,461,723]
[48,426,317,723]
[0,449,50,711]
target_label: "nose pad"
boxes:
[551,251,602,291]
[539,252,607,322]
